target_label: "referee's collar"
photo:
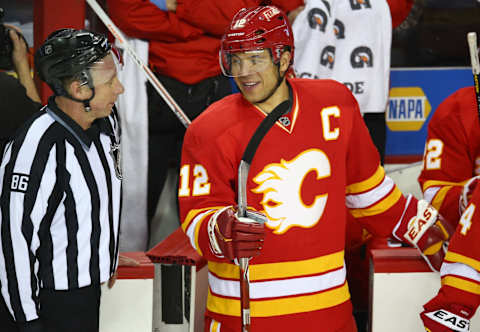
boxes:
[46,97,113,149]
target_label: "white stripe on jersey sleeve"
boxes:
[424,186,441,204]
[345,176,394,209]
[6,116,55,321]
[441,262,480,282]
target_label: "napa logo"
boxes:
[387,87,431,131]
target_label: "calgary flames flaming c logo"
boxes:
[252,149,331,234]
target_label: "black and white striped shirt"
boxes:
[0,97,122,323]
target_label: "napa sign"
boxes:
[386,68,472,158]
[387,87,431,132]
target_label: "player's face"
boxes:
[88,54,124,119]
[232,49,281,104]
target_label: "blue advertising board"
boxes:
[386,68,473,158]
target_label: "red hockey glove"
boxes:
[207,206,266,261]
[420,308,471,332]
[393,195,455,271]
[420,291,474,332]
[459,176,480,215]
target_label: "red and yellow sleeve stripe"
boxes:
[422,179,467,211]
[346,165,403,218]
[181,206,224,256]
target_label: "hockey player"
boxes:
[418,86,480,235]
[179,5,454,332]
[420,184,480,331]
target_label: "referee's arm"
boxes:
[0,136,54,331]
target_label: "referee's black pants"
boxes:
[39,284,101,332]
[0,292,18,332]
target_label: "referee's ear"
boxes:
[69,80,94,101]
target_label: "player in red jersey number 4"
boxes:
[420,184,480,332]
[179,5,454,332]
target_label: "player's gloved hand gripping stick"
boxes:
[237,100,291,332]
[206,100,291,331]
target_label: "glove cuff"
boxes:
[423,309,470,332]
[208,207,231,257]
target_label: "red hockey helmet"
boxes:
[220,5,294,77]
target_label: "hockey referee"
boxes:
[0,29,125,332]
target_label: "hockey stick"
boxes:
[467,32,480,119]
[237,99,291,332]
[85,0,191,128]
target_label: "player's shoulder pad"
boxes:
[290,78,358,109]
[431,86,477,124]
[291,78,354,97]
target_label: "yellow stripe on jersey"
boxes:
[435,218,451,240]
[445,251,480,272]
[346,165,384,194]
[210,319,220,332]
[181,206,226,231]
[208,251,344,281]
[430,186,453,212]
[182,207,224,256]
[442,275,480,295]
[206,282,350,317]
[349,186,403,218]
[422,179,467,192]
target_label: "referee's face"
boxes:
[88,54,125,119]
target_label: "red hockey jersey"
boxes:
[436,184,480,317]
[179,78,408,331]
[418,87,480,229]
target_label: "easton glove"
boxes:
[420,290,474,332]
[393,195,455,271]
[208,206,266,261]
[420,307,471,332]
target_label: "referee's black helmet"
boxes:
[34,28,111,96]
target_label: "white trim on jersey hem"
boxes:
[208,265,346,299]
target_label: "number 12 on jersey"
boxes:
[179,164,211,197]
